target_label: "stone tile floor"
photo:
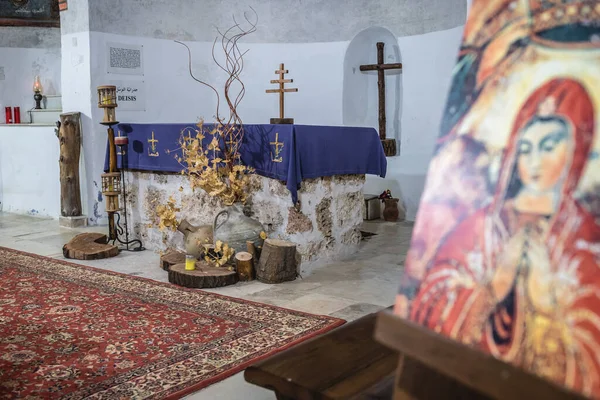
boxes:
[0,212,412,399]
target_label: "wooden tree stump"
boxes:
[168,261,238,289]
[247,240,262,261]
[160,249,186,271]
[256,239,297,284]
[235,251,255,281]
[58,112,82,217]
[63,233,119,260]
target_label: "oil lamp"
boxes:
[33,75,43,109]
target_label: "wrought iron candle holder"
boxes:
[97,85,144,251]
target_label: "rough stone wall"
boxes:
[123,172,365,273]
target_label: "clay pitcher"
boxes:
[383,198,401,222]
[177,219,213,258]
[213,205,265,254]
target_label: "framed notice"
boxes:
[107,42,144,76]
[109,80,146,112]
[0,0,59,27]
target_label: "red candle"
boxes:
[5,107,12,124]
[14,107,20,124]
[115,136,129,146]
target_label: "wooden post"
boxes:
[58,112,82,217]
[107,126,117,173]
[256,239,297,284]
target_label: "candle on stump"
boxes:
[185,255,196,271]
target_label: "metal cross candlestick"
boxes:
[360,42,403,157]
[266,63,298,124]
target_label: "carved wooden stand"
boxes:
[57,112,82,217]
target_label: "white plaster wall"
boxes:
[88,32,344,125]
[364,26,465,220]
[0,47,61,120]
[0,126,60,217]
[74,26,463,224]
[60,31,97,223]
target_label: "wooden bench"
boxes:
[244,311,398,400]
[245,308,590,399]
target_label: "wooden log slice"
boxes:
[168,261,239,289]
[63,232,119,260]
[235,251,255,281]
[160,249,186,271]
[256,238,297,284]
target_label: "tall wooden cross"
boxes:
[360,42,402,157]
[266,63,298,124]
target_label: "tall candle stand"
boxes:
[97,85,144,251]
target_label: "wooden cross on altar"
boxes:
[360,42,402,157]
[266,63,298,125]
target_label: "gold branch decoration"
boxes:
[156,196,181,231]
[204,240,235,268]
[177,120,255,206]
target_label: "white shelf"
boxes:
[30,109,62,113]
[0,123,56,127]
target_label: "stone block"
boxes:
[59,215,88,228]
[363,194,381,220]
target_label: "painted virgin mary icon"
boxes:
[398,78,600,396]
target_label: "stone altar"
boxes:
[124,171,365,274]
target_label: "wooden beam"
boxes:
[270,79,294,84]
[360,63,403,72]
[380,63,403,70]
[275,69,289,74]
[360,64,379,71]
[266,88,299,94]
[0,18,60,28]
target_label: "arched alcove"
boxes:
[343,27,402,154]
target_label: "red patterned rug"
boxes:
[0,247,344,399]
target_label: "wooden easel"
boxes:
[374,311,586,400]
[266,63,298,124]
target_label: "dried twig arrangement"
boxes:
[175,7,258,168]
[155,10,259,266]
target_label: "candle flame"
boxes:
[33,75,43,93]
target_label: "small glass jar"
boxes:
[185,255,196,271]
